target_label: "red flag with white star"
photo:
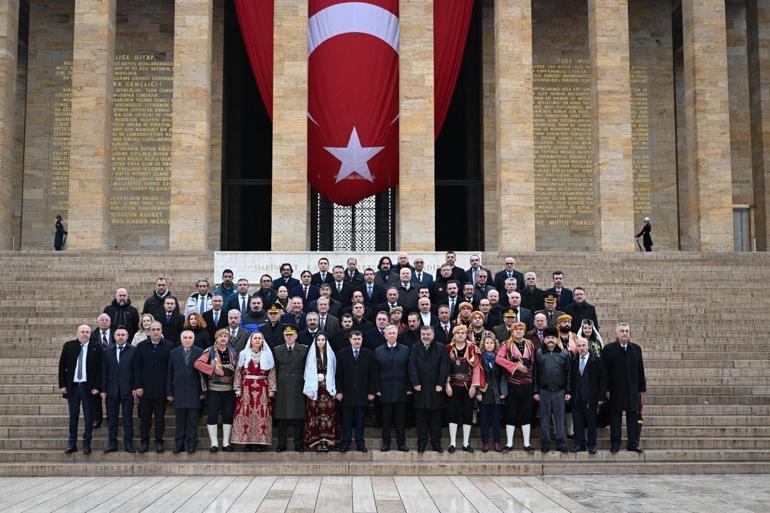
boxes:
[307,0,399,206]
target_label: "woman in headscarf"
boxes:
[303,333,340,451]
[231,331,276,451]
[579,319,604,357]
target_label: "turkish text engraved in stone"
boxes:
[51,61,72,214]
[110,54,172,225]
[631,64,651,217]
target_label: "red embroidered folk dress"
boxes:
[231,358,277,445]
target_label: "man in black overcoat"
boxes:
[601,322,646,454]
[408,325,450,452]
[167,330,204,453]
[58,325,103,454]
[335,330,377,452]
[101,326,136,453]
[133,321,173,453]
[569,337,606,454]
[374,325,411,451]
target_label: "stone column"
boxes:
[67,0,116,250]
[398,0,434,251]
[495,0,535,252]
[169,0,213,250]
[271,0,308,250]
[748,0,770,250]
[681,0,734,251]
[0,0,19,250]
[588,0,634,251]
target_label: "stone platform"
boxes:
[1,251,769,476]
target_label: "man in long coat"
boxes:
[336,330,378,452]
[273,326,308,452]
[602,322,646,454]
[374,325,411,452]
[166,330,204,453]
[409,325,450,452]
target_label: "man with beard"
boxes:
[485,291,503,329]
[533,327,571,453]
[409,325,450,452]
[332,313,355,353]
[226,278,252,316]
[602,323,646,454]
[255,275,277,307]
[564,287,599,333]
[103,288,139,340]
[399,312,422,349]
[159,296,185,345]
[184,280,212,317]
[536,295,565,328]
[430,264,454,304]
[556,314,578,439]
[520,272,546,313]
[142,277,177,321]
[273,262,300,291]
[297,311,321,347]
[212,269,236,306]
[469,310,490,345]
[241,295,267,331]
[444,251,465,283]
[545,271,573,310]
[460,283,478,310]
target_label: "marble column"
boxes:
[588,0,634,251]
[0,0,18,250]
[169,0,213,250]
[748,0,770,250]
[681,0,734,251]
[495,0,535,252]
[67,0,116,250]
[398,0,434,251]
[271,0,309,250]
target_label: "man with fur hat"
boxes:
[533,327,571,453]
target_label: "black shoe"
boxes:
[295,445,305,453]
[222,445,234,452]
[628,447,644,454]
[433,445,443,453]
[93,421,102,429]
[381,445,390,452]
[64,445,77,454]
[610,447,619,454]
[103,446,117,454]
[357,446,368,453]
[501,445,512,452]
[541,446,550,453]
[566,434,574,439]
[588,447,597,454]
[448,445,456,454]
[138,444,149,453]
[398,446,409,452]
[462,445,474,453]
[173,445,184,454]
[556,446,568,453]
[570,446,585,453]
[340,444,350,453]
[187,446,196,454]
[155,442,164,453]
[417,445,426,453]
[209,445,219,453]
[275,446,286,453]
[523,445,535,453]
[83,445,92,455]
[124,446,136,453]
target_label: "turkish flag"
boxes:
[307,0,399,206]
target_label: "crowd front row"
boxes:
[59,316,646,456]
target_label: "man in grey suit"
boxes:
[316,297,340,336]
[166,330,204,453]
[225,310,250,352]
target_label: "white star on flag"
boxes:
[324,127,384,183]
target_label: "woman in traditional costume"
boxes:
[303,333,340,451]
[579,319,604,357]
[232,332,276,451]
[495,322,536,452]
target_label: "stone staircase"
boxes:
[0,251,768,475]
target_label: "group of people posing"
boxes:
[58,252,646,457]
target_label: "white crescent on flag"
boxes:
[307,2,400,56]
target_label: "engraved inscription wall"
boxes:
[631,64,652,217]
[110,53,172,226]
[50,61,71,216]
[533,57,594,249]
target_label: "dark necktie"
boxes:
[579,355,586,375]
[354,349,359,360]
[184,348,190,365]
[337,283,342,293]
[320,317,326,331]
[102,331,108,346]
[199,296,205,314]
[367,285,373,298]
[538,331,543,343]
[117,345,122,365]
[417,273,421,283]
[214,311,219,325]
[304,286,308,299]
[241,297,246,312]
[166,312,171,322]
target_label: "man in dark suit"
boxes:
[311,257,335,287]
[290,270,320,311]
[158,296,185,346]
[431,305,454,345]
[357,268,386,308]
[375,287,403,316]
[335,331,378,452]
[411,257,433,288]
[521,272,546,313]
[166,330,204,453]
[430,265,454,304]
[507,292,533,330]
[202,294,228,341]
[473,270,494,303]
[416,297,438,327]
[463,255,492,287]
[142,277,178,321]
[344,257,364,287]
[308,284,342,317]
[409,325,450,452]
[331,265,355,308]
[58,325,103,454]
[226,310,250,352]
[315,298,340,337]
[280,297,307,331]
[297,312,321,346]
[444,251,465,283]
[273,262,300,291]
[226,278,252,315]
[374,325,411,451]
[395,268,419,313]
[363,311,390,352]
[399,313,422,349]
[564,287,599,333]
[101,327,136,453]
[545,271,574,310]
[570,338,606,454]
[460,283,479,310]
[341,291,375,321]
[602,323,646,454]
[90,313,115,428]
[493,257,525,296]
[255,275,277,307]
[133,321,173,453]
